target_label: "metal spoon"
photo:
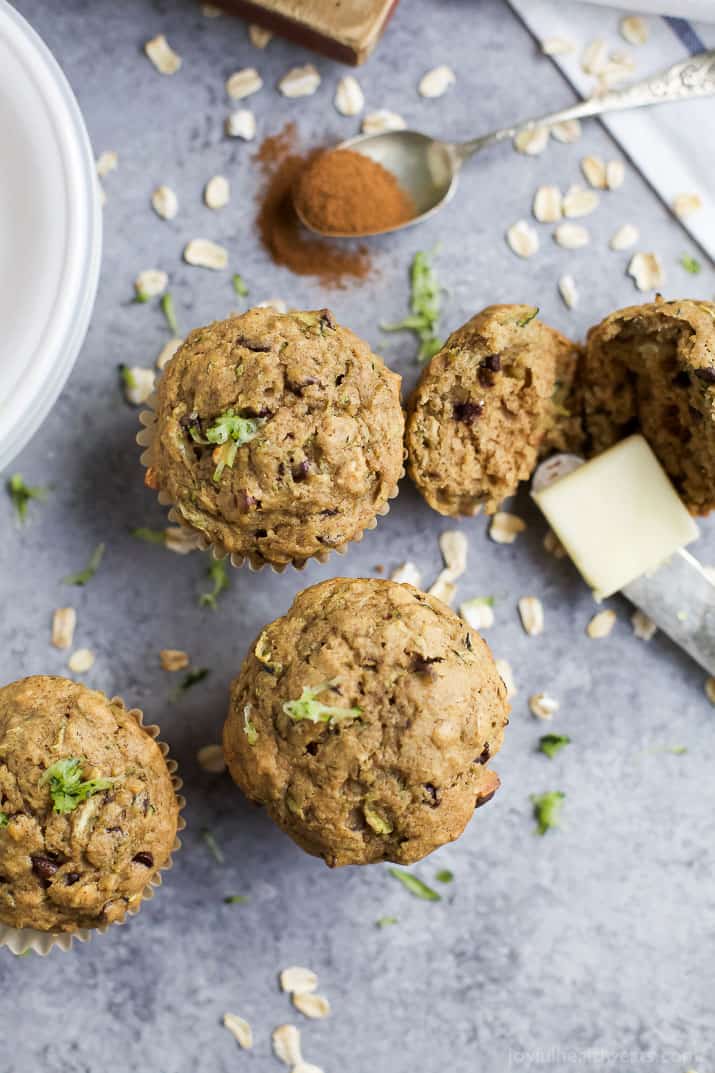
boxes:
[296,49,715,238]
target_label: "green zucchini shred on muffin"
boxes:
[40,757,117,814]
[283,680,362,725]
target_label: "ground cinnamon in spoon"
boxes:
[294,148,415,235]
[255,124,372,287]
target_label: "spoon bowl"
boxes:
[295,130,458,238]
[294,48,715,239]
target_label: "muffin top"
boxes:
[0,676,178,932]
[224,578,509,867]
[579,298,715,515]
[147,307,404,567]
[406,304,581,516]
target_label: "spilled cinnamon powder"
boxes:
[254,124,372,288]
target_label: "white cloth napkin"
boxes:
[507,1,715,260]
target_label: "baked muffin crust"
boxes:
[224,578,509,866]
[579,298,715,514]
[147,307,404,567]
[406,304,581,516]
[0,677,178,932]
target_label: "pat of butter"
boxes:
[532,435,699,600]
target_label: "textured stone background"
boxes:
[1,1,714,1071]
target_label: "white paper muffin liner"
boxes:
[0,701,185,956]
[136,397,404,574]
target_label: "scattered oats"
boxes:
[506,219,539,259]
[51,608,77,650]
[184,238,228,270]
[620,15,649,45]
[705,677,715,705]
[460,597,494,630]
[361,110,407,135]
[279,64,321,98]
[418,64,456,99]
[122,366,156,406]
[554,223,590,249]
[68,648,95,674]
[562,185,600,218]
[581,38,608,76]
[160,649,189,672]
[529,692,560,719]
[550,119,582,144]
[610,47,633,65]
[558,273,578,309]
[631,610,657,641]
[204,175,230,210]
[390,562,422,588]
[135,269,168,299]
[256,298,288,313]
[533,185,562,223]
[165,526,203,554]
[586,609,617,639]
[428,571,456,606]
[580,155,607,189]
[248,23,272,48]
[489,512,526,544]
[495,659,517,699]
[541,36,575,56]
[513,126,549,156]
[145,34,182,75]
[223,1013,253,1050]
[197,744,226,773]
[672,193,703,219]
[610,223,639,251]
[518,596,544,637]
[334,75,364,116]
[280,967,318,994]
[606,160,625,190]
[96,151,117,178]
[226,67,263,100]
[543,529,566,558]
[292,993,331,1020]
[226,108,256,140]
[440,530,468,580]
[596,53,636,90]
[628,251,664,292]
[272,1024,302,1067]
[201,3,222,15]
[151,185,178,220]
[156,337,182,371]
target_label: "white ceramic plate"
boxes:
[0,1,101,473]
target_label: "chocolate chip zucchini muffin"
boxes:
[143,307,404,569]
[223,578,509,867]
[405,305,581,516]
[579,299,715,514]
[0,677,179,933]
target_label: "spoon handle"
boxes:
[453,48,715,161]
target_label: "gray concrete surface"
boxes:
[1,1,714,1070]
